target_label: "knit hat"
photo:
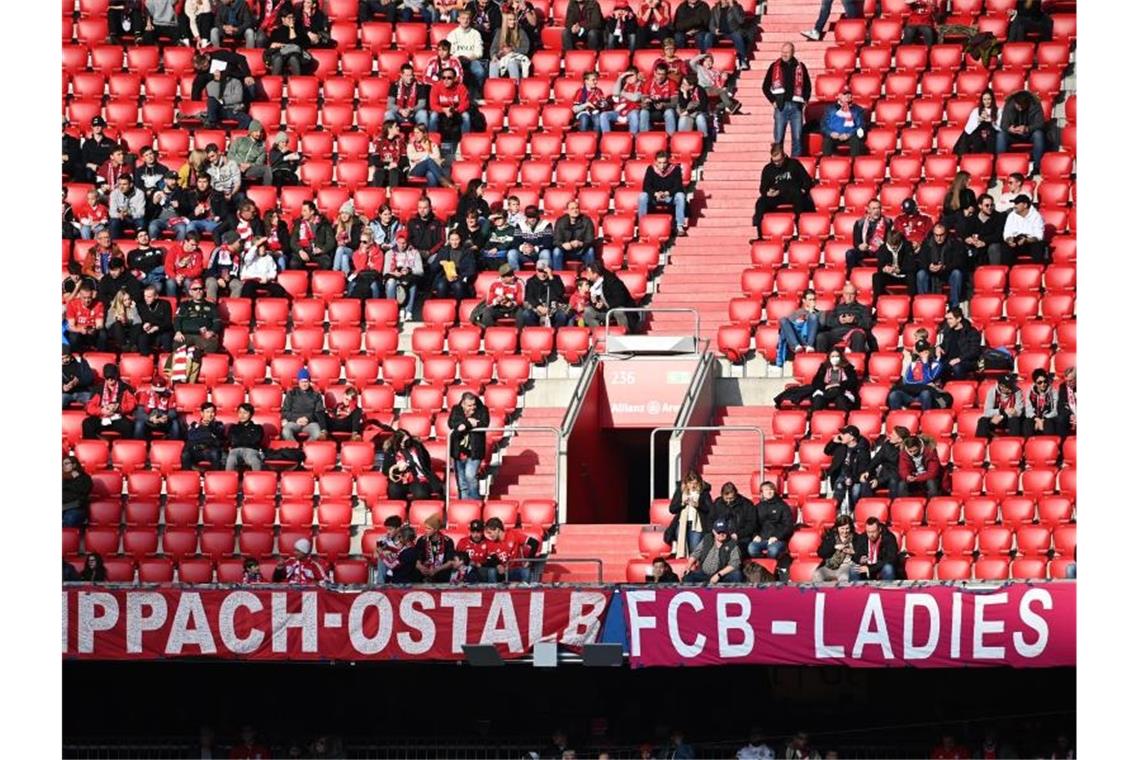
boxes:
[340,200,355,215]
[297,368,311,381]
[294,538,312,554]
[274,131,289,145]
[424,514,443,530]
[248,119,263,133]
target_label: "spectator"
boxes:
[563,277,589,327]
[518,260,570,328]
[502,0,541,51]
[369,205,404,255]
[95,144,133,190]
[962,194,1006,267]
[281,369,327,442]
[295,0,333,48]
[80,553,108,582]
[664,471,714,555]
[260,208,292,271]
[850,516,899,582]
[862,426,910,498]
[289,201,336,269]
[690,53,741,114]
[229,121,272,188]
[639,151,688,234]
[416,514,461,582]
[895,197,934,248]
[549,200,597,270]
[198,58,253,130]
[956,89,1002,156]
[133,146,169,196]
[888,340,944,410]
[109,175,147,240]
[816,347,862,411]
[638,0,674,48]
[406,124,451,188]
[936,306,982,380]
[649,556,681,583]
[991,172,1035,214]
[752,142,814,234]
[76,188,110,241]
[274,538,330,584]
[484,517,540,582]
[673,0,711,50]
[708,0,749,68]
[62,347,95,409]
[820,87,866,157]
[64,561,81,583]
[81,117,119,184]
[63,119,84,183]
[998,90,1049,176]
[268,134,302,187]
[182,402,225,469]
[813,514,856,582]
[710,481,757,558]
[815,282,872,354]
[683,519,744,583]
[325,386,364,440]
[428,66,473,136]
[899,435,943,497]
[871,229,918,298]
[603,1,638,52]
[386,525,421,583]
[97,255,143,308]
[562,0,604,50]
[456,519,496,582]
[371,515,405,585]
[186,175,227,240]
[226,403,264,471]
[383,231,424,322]
[173,277,223,352]
[473,264,524,326]
[178,149,210,190]
[1001,194,1047,264]
[824,425,871,513]
[775,290,821,365]
[241,557,264,584]
[941,171,977,236]
[455,180,492,225]
[801,0,862,41]
[737,730,776,760]
[266,12,308,76]
[573,72,612,133]
[204,231,243,301]
[468,0,506,56]
[763,43,811,157]
[581,261,638,329]
[205,144,243,210]
[62,456,93,528]
[384,430,445,500]
[901,0,940,46]
[86,228,125,281]
[129,231,170,293]
[433,230,478,300]
[916,223,967,308]
[509,205,554,270]
[240,238,290,300]
[1008,0,1053,42]
[331,201,366,275]
[976,373,1025,438]
[104,289,143,353]
[132,374,179,441]
[210,0,256,47]
[384,67,427,132]
[481,211,517,271]
[751,481,794,560]
[422,40,464,91]
[82,364,136,439]
[602,68,646,134]
[657,30,690,82]
[676,75,711,138]
[137,285,175,355]
[639,64,680,135]
[1057,366,1076,437]
[447,10,488,90]
[489,11,532,82]
[448,392,490,499]
[1022,368,1061,438]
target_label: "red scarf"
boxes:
[298,219,314,248]
[769,58,806,103]
[824,366,848,386]
[835,103,855,128]
[393,79,418,110]
[1029,387,1055,417]
[334,395,359,419]
[867,535,880,565]
[866,217,888,249]
[996,389,1018,414]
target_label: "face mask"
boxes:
[829,356,841,366]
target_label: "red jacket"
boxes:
[352,244,385,273]
[486,278,523,307]
[906,1,939,26]
[164,247,205,280]
[895,211,934,247]
[457,536,492,566]
[85,380,137,417]
[898,445,942,484]
[66,299,105,331]
[429,81,470,113]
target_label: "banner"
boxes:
[62,586,612,662]
[624,583,1075,668]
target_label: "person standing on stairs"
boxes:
[762,43,811,158]
[752,143,815,238]
[448,391,490,500]
[801,0,863,42]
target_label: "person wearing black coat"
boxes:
[63,127,84,182]
[63,456,93,527]
[772,347,860,410]
[752,480,794,559]
[861,426,909,498]
[871,229,918,298]
[518,262,569,327]
[448,392,490,500]
[753,143,815,234]
[383,431,445,501]
[581,262,638,330]
[915,223,968,309]
[935,307,982,380]
[710,482,757,559]
[824,425,871,514]
[850,516,899,581]
[136,286,175,355]
[62,348,95,408]
[664,472,714,555]
[432,231,479,300]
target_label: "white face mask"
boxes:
[829,356,841,366]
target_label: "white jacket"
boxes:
[241,251,279,281]
[446,27,484,61]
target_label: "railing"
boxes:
[649,425,766,558]
[602,306,702,352]
[445,425,564,517]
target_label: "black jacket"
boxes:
[820,300,873,334]
[754,496,794,543]
[937,320,982,366]
[523,273,567,309]
[407,214,446,255]
[128,245,167,275]
[810,361,860,399]
[875,239,918,275]
[63,133,84,181]
[186,419,226,452]
[674,0,711,35]
[174,299,222,335]
[866,437,901,482]
[851,529,900,578]
[598,271,635,309]
[63,357,95,394]
[290,215,337,257]
[824,436,871,486]
[447,400,490,459]
[664,482,714,544]
[711,495,757,543]
[759,158,813,198]
[917,235,966,272]
[853,216,892,251]
[81,134,120,172]
[762,57,812,107]
[97,270,143,307]
[228,419,264,450]
[137,298,173,333]
[191,50,254,101]
[63,472,93,508]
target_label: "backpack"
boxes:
[978,347,1014,372]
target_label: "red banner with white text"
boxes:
[624,583,1075,668]
[62,586,612,661]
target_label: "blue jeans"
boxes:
[385,278,417,306]
[639,108,677,134]
[678,112,709,137]
[62,391,92,408]
[149,218,187,240]
[553,246,594,270]
[577,112,603,132]
[507,247,552,270]
[599,111,638,134]
[638,191,687,229]
[206,97,252,129]
[463,59,487,93]
[779,315,818,351]
[888,387,936,410]
[518,307,572,328]
[916,268,964,308]
[79,224,105,240]
[686,530,704,555]
[133,407,182,441]
[833,480,866,514]
[674,31,712,53]
[813,0,863,34]
[996,128,1048,173]
[453,457,480,500]
[850,562,896,582]
[684,569,744,583]
[385,108,430,128]
[747,539,787,559]
[63,507,87,527]
[408,158,446,187]
[333,246,354,274]
[110,217,146,239]
[774,102,804,157]
[187,219,220,237]
[711,30,748,62]
[1065,563,1076,579]
[428,110,471,135]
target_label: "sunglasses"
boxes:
[189,287,203,292]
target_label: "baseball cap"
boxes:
[712,519,730,533]
[841,425,860,438]
[91,116,106,127]
[1012,194,1032,205]
[469,519,485,531]
[394,230,408,241]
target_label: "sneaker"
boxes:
[800,28,822,41]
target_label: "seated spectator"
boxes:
[956,89,1002,156]
[998,90,1049,176]
[383,231,424,322]
[290,201,337,269]
[976,373,1025,438]
[204,231,244,301]
[456,208,491,256]
[406,124,451,188]
[657,40,691,83]
[294,0,333,48]
[581,261,638,329]
[567,276,592,326]
[269,135,302,187]
[751,481,794,560]
[821,87,866,157]
[683,519,744,583]
[775,290,821,365]
[871,229,917,298]
[184,175,227,241]
[991,172,1034,214]
[82,364,135,439]
[281,369,327,442]
[549,201,596,270]
[773,346,857,409]
[1024,368,1060,437]
[649,556,681,583]
[673,0,711,50]
[1058,366,1076,437]
[639,64,680,134]
[935,306,982,380]
[638,0,673,47]
[562,0,604,50]
[182,402,225,469]
[325,386,364,440]
[484,516,540,582]
[380,430,444,500]
[849,516,898,582]
[428,67,473,136]
[383,67,426,133]
[664,471,714,555]
[109,175,147,240]
[1001,194,1047,264]
[416,514,461,582]
[812,513,856,583]
[266,12,308,76]
[901,0,940,46]
[916,224,967,308]
[177,148,209,190]
[432,230,478,300]
[239,238,290,301]
[210,0,256,47]
[639,151,688,234]
[371,515,406,585]
[489,11,532,82]
[133,146,168,198]
[887,340,944,410]
[752,143,815,235]
[82,117,122,185]
[94,144,133,191]
[708,0,750,67]
[676,75,711,137]
[473,264,524,327]
[331,202,366,275]
[62,456,94,528]
[603,1,638,52]
[136,285,174,355]
[601,68,646,134]
[899,435,943,497]
[690,53,741,115]
[573,72,612,133]
[940,171,977,236]
[518,259,571,327]
[274,538,330,585]
[456,519,495,582]
[77,189,110,241]
[226,402,264,471]
[105,289,143,353]
[132,374,180,441]
[448,10,488,90]
[710,481,756,557]
[85,229,124,281]
[814,282,872,354]
[369,205,403,253]
[894,197,934,248]
[1009,0,1053,42]
[229,121,272,189]
[448,392,490,499]
[861,426,910,499]
[97,255,143,308]
[509,205,554,270]
[241,557,264,584]
[128,230,169,290]
[824,425,871,514]
[961,194,1006,267]
[62,347,95,409]
[259,208,291,271]
[455,179,492,225]
[481,212,518,271]
[386,525,421,583]
[80,553,107,582]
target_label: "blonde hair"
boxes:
[109,289,133,321]
[948,171,971,212]
[498,12,522,49]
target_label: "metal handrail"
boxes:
[649,425,766,558]
[602,307,701,353]
[505,556,604,584]
[445,425,564,514]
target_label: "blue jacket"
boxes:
[900,359,943,386]
[822,103,866,138]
